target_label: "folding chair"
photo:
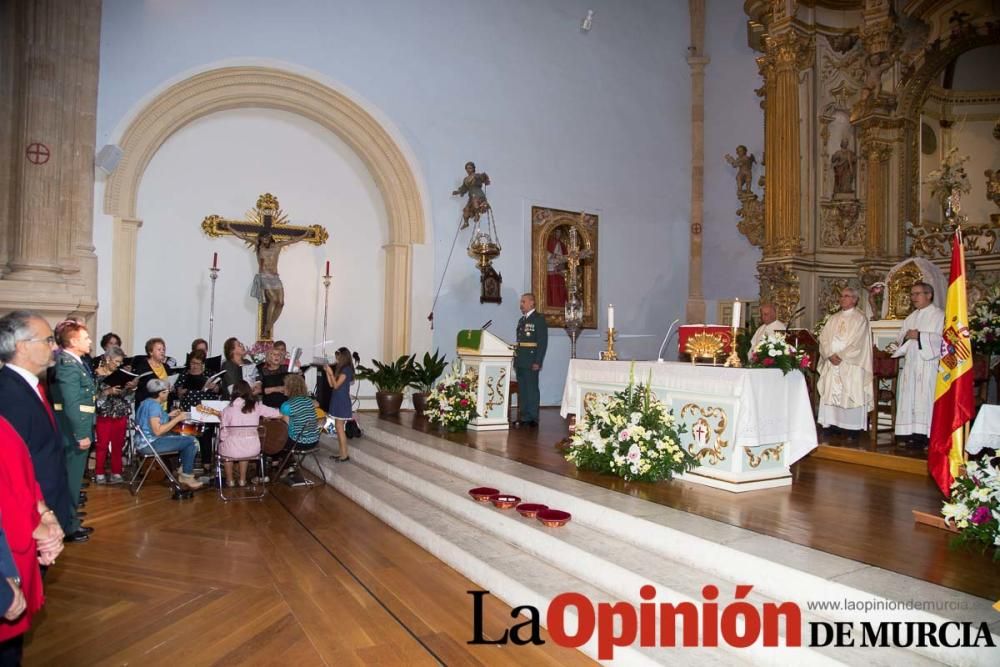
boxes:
[268,418,327,488]
[128,418,193,500]
[215,424,267,502]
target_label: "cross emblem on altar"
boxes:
[692,421,709,446]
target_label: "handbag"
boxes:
[345,418,362,439]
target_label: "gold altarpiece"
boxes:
[734,0,1000,325]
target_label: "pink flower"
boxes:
[800,356,810,368]
[459,383,468,390]
[763,357,774,367]
[750,352,758,362]
[970,505,991,525]
[460,399,469,407]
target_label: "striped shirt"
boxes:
[280,396,320,444]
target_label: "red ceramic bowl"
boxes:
[536,509,572,527]
[515,503,548,518]
[468,487,499,502]
[490,494,521,510]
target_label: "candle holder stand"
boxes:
[208,266,220,353]
[599,327,618,361]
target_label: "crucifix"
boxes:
[202,193,329,341]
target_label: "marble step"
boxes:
[347,416,999,666]
[306,451,744,666]
[337,434,949,667]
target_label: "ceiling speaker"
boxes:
[95,144,123,175]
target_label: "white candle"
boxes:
[608,304,615,330]
[731,299,741,329]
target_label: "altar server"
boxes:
[749,303,787,352]
[893,281,944,447]
[817,287,873,436]
[514,293,547,428]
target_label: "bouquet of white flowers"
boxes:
[565,367,695,483]
[748,333,810,375]
[941,458,1000,561]
[969,288,1000,356]
[424,363,478,432]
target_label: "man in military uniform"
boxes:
[49,320,97,542]
[514,293,548,428]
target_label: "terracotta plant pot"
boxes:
[375,391,404,416]
[412,392,428,415]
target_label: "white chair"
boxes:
[215,424,267,502]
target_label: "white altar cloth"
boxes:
[966,405,1000,455]
[560,360,818,467]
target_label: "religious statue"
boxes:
[831,138,857,196]
[452,161,491,229]
[985,168,1000,210]
[725,145,756,195]
[202,193,328,341]
[546,226,569,308]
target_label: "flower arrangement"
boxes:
[246,340,273,365]
[565,369,695,483]
[924,147,971,207]
[941,458,1000,561]
[969,287,1000,357]
[748,333,810,375]
[424,363,478,432]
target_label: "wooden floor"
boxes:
[388,408,1000,602]
[24,479,595,666]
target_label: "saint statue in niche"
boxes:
[452,161,491,229]
[546,226,569,308]
[831,138,857,196]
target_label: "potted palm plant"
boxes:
[357,354,415,417]
[409,350,448,415]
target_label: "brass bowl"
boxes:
[536,509,571,527]
[468,487,499,502]
[515,503,548,518]
[490,494,521,510]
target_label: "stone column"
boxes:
[685,0,708,324]
[0,0,14,275]
[112,218,142,351]
[0,0,101,320]
[762,30,806,258]
[382,243,412,360]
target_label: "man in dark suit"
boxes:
[513,293,548,428]
[0,311,87,543]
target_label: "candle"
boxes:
[325,260,331,277]
[731,299,741,329]
[212,252,218,269]
[608,304,615,330]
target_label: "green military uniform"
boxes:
[514,310,548,424]
[50,351,96,528]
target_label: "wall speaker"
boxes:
[95,144,123,175]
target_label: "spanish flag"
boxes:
[928,230,974,496]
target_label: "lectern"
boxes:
[456,329,515,431]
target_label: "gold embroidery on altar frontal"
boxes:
[681,403,729,464]
[744,444,784,468]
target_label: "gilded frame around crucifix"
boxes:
[530,205,599,328]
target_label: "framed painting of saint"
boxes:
[530,205,599,328]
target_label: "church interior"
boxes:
[1,0,1000,664]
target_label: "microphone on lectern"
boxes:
[657,319,681,363]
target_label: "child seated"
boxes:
[218,381,286,486]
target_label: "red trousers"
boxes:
[94,416,126,475]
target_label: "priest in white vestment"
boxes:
[749,303,787,352]
[817,287,873,434]
[892,281,944,445]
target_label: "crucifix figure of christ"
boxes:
[562,223,592,299]
[202,193,329,341]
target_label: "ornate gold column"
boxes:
[685,0,708,323]
[861,129,892,258]
[762,30,807,257]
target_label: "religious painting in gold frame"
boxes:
[530,206,598,328]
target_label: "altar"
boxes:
[560,360,818,492]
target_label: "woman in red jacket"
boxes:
[0,416,64,666]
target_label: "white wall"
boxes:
[130,108,386,363]
[95,0,698,404]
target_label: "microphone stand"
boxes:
[657,319,680,363]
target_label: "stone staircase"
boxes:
[300,415,999,666]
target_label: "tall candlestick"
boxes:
[212,252,218,269]
[731,299,741,329]
[608,304,615,330]
[321,272,332,357]
[208,265,220,353]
